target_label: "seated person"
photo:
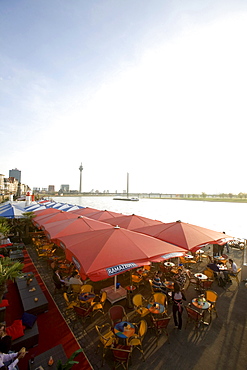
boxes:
[174,268,187,289]
[0,347,27,370]
[152,271,167,294]
[0,325,12,354]
[223,259,238,283]
[68,272,83,291]
[52,268,65,289]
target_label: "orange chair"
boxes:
[108,305,128,328]
[150,315,171,345]
[185,304,203,330]
[111,344,132,369]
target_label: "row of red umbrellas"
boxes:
[32,207,231,281]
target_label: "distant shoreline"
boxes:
[46,193,247,204]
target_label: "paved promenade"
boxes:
[27,244,247,370]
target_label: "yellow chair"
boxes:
[231,268,242,285]
[126,319,147,361]
[91,291,107,316]
[70,284,83,294]
[131,274,143,288]
[203,268,215,280]
[205,290,218,320]
[63,292,79,314]
[151,292,168,314]
[132,294,149,318]
[153,292,167,306]
[81,284,94,293]
[95,323,117,366]
[179,256,192,267]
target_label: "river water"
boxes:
[52,196,247,239]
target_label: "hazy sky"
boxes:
[1,0,247,194]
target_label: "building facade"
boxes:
[9,168,21,183]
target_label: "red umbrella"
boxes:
[44,216,113,243]
[32,208,61,227]
[34,211,78,229]
[134,220,233,252]
[70,207,100,216]
[103,214,162,230]
[57,226,185,281]
[85,210,122,221]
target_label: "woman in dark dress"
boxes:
[172,282,186,330]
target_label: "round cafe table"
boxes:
[164,262,175,267]
[147,302,165,315]
[185,254,194,259]
[192,298,211,325]
[163,281,174,290]
[217,264,228,271]
[114,322,135,340]
[78,292,95,305]
[195,249,204,261]
[194,273,208,280]
[194,273,208,291]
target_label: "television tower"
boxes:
[79,163,83,193]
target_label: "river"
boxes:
[51,196,246,239]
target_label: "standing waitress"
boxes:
[172,282,186,330]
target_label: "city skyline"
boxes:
[1,1,247,194]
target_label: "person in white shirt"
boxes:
[224,259,238,283]
[68,272,83,286]
[0,347,26,369]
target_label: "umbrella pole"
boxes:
[130,270,133,289]
[114,275,117,292]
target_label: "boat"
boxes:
[113,173,139,201]
[113,197,139,201]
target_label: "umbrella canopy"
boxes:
[103,214,162,230]
[44,216,113,242]
[61,205,81,212]
[134,220,233,252]
[70,207,98,216]
[24,204,46,212]
[0,204,25,218]
[85,210,122,221]
[57,226,185,281]
[42,202,58,208]
[32,209,63,227]
[35,211,79,229]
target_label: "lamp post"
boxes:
[79,163,83,193]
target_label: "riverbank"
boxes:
[36,193,247,203]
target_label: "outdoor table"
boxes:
[78,292,95,305]
[213,256,226,262]
[28,344,67,370]
[217,264,228,271]
[195,249,204,261]
[147,302,165,315]
[16,274,48,315]
[114,321,135,341]
[185,254,194,259]
[192,298,211,325]
[194,273,208,291]
[164,262,175,267]
[163,281,174,290]
[194,273,208,280]
[9,250,24,262]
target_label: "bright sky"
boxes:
[1,0,247,194]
